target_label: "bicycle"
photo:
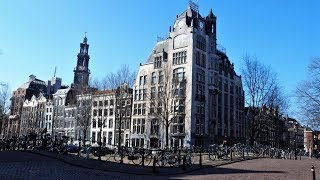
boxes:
[113,146,142,165]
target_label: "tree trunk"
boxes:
[165,122,169,149]
[83,130,86,147]
[250,107,255,146]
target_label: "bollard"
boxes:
[290,153,292,160]
[311,165,316,180]
[141,148,145,167]
[199,152,202,167]
[300,153,301,160]
[182,155,186,171]
[230,149,233,161]
[152,156,156,173]
[242,148,245,159]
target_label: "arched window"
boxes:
[173,67,185,82]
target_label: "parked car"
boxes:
[64,144,80,153]
[92,147,115,156]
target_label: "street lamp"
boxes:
[294,123,298,160]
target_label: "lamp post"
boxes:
[98,118,104,161]
[294,123,298,160]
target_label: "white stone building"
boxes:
[131,5,245,148]
[90,90,116,147]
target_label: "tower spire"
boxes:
[83,32,88,44]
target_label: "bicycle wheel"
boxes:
[143,154,153,166]
[208,150,216,161]
[156,154,168,167]
[185,154,194,166]
[113,152,122,162]
[78,148,86,159]
[104,151,113,161]
[131,153,142,165]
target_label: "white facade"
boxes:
[45,101,53,135]
[90,91,116,147]
[131,7,245,148]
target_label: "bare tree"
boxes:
[101,64,135,148]
[139,61,192,149]
[241,55,286,145]
[0,83,9,137]
[74,86,96,146]
[295,58,320,129]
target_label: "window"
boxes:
[109,108,113,116]
[98,109,102,116]
[104,109,108,116]
[143,75,147,85]
[92,132,96,143]
[172,99,185,113]
[150,103,155,114]
[138,90,142,100]
[159,71,164,84]
[132,119,145,134]
[93,120,97,128]
[142,103,146,115]
[133,104,137,115]
[139,76,143,85]
[196,84,205,101]
[133,119,136,134]
[196,51,206,68]
[197,104,205,115]
[151,87,156,99]
[196,117,204,135]
[196,35,206,52]
[173,51,187,65]
[171,116,185,135]
[104,100,108,106]
[158,86,163,98]
[93,110,97,117]
[151,119,159,135]
[104,119,107,127]
[110,100,114,106]
[93,101,97,107]
[154,56,162,69]
[109,119,113,128]
[141,119,145,134]
[151,72,156,85]
[99,101,103,106]
[197,69,205,83]
[137,119,141,134]
[143,89,147,101]
[134,90,138,101]
[173,67,185,82]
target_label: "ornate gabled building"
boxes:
[131,4,245,149]
[5,75,47,139]
[20,93,47,137]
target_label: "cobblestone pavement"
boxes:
[0,151,319,180]
[177,157,320,180]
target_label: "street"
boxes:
[0,151,318,180]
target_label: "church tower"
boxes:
[73,33,90,88]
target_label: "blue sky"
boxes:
[0,0,319,117]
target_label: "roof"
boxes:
[94,90,115,95]
[145,40,168,64]
[55,88,70,96]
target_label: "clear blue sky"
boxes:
[1,0,319,116]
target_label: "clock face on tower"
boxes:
[199,21,204,29]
